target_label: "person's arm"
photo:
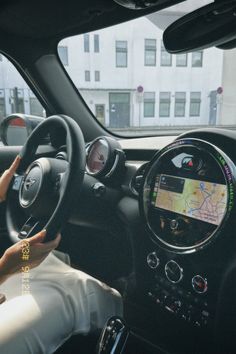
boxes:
[0,156,21,202]
[0,231,61,285]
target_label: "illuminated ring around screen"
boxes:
[140,138,236,254]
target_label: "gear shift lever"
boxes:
[97,317,129,354]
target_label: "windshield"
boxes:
[58,0,236,136]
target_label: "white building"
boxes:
[60,14,224,130]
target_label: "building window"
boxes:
[85,70,90,82]
[144,92,155,117]
[58,46,68,66]
[192,51,203,67]
[144,39,156,66]
[176,53,187,67]
[190,92,201,116]
[175,92,186,117]
[95,70,100,82]
[84,34,90,52]
[94,34,99,53]
[116,41,127,67]
[159,92,171,117]
[161,41,172,66]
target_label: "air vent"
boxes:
[55,151,67,160]
[131,162,148,195]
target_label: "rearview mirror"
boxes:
[0,114,44,146]
[163,1,236,53]
[113,0,181,10]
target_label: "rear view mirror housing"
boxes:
[163,1,236,53]
[113,0,182,10]
[0,114,44,146]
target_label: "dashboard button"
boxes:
[192,275,208,294]
[165,260,183,283]
[147,252,160,269]
[181,156,202,171]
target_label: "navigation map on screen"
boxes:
[153,174,227,225]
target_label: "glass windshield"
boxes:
[58,0,236,136]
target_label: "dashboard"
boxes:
[3,126,236,353]
[84,129,236,353]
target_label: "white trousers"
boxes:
[0,253,123,354]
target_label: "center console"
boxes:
[134,137,236,352]
[146,251,212,329]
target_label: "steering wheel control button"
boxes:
[192,275,208,294]
[19,230,28,239]
[93,182,106,197]
[165,260,183,283]
[12,175,24,191]
[147,252,160,269]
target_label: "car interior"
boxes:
[1,0,236,353]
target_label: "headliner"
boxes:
[0,0,184,40]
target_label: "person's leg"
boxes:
[0,253,123,354]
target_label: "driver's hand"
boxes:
[0,230,61,284]
[0,155,21,202]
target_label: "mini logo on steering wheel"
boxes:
[25,177,36,190]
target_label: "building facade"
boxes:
[59,15,224,129]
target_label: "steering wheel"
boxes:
[6,115,85,243]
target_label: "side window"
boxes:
[0,54,45,142]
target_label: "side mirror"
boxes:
[0,114,44,146]
[163,1,236,53]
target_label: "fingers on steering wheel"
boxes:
[28,229,47,245]
[43,233,61,250]
[28,231,61,251]
[8,155,21,175]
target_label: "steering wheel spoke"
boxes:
[18,216,46,239]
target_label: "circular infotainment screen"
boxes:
[140,138,235,253]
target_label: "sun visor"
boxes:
[163,1,236,53]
